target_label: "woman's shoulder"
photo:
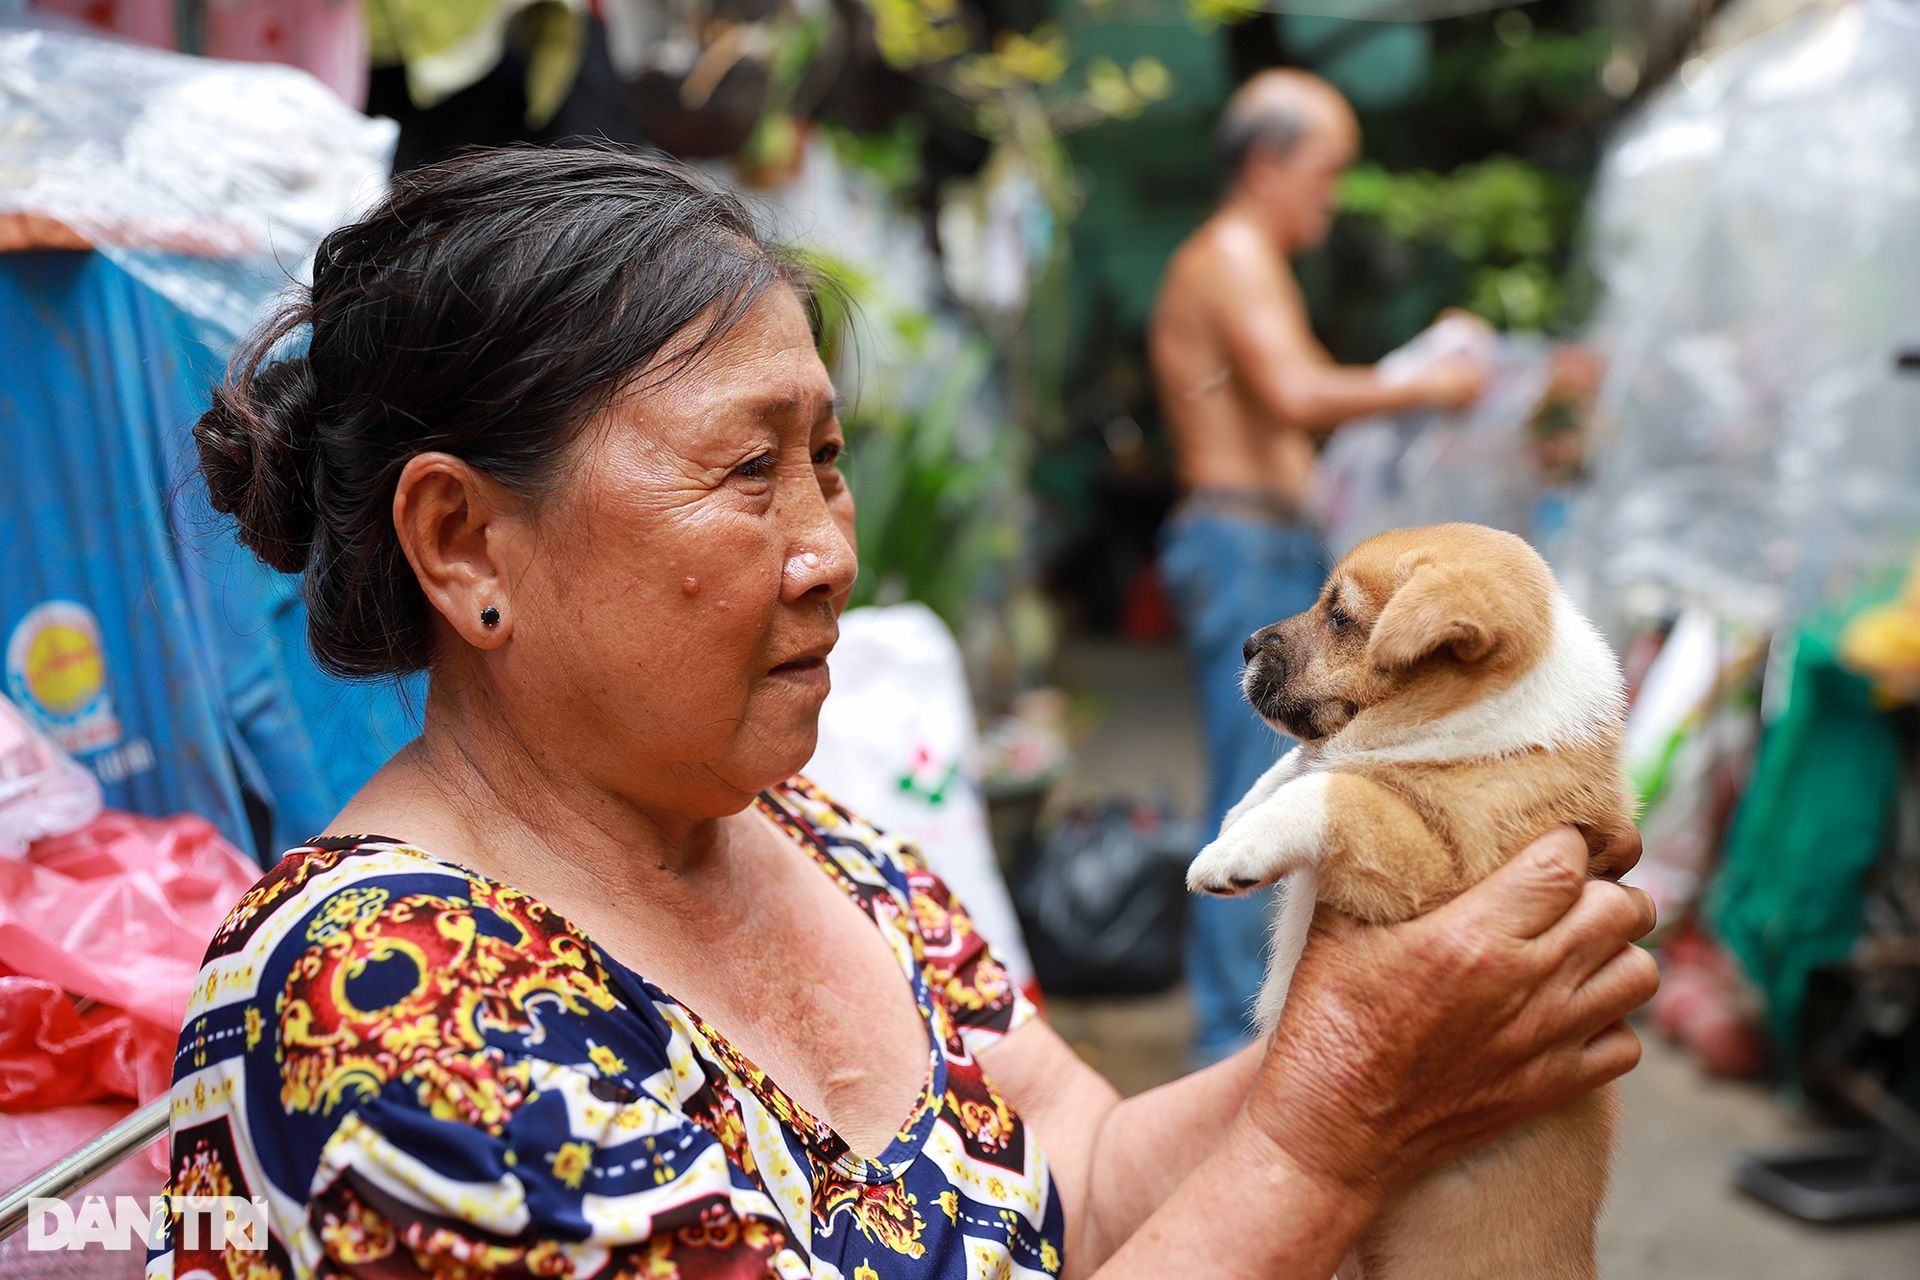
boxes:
[168,845,800,1276]
[191,836,663,1082]
[200,836,464,962]
[200,836,582,974]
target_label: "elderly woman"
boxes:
[156,149,1655,1280]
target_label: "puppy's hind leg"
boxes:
[1253,865,1318,1032]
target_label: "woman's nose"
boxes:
[782,497,857,602]
[784,545,854,599]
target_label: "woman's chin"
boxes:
[733,716,823,787]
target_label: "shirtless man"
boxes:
[1151,69,1486,1065]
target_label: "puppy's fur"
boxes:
[1189,523,1634,1280]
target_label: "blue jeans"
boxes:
[1158,510,1330,1065]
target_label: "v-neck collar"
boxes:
[598,783,950,1184]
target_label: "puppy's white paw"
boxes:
[1188,830,1283,896]
[1188,773,1331,897]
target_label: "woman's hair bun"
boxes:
[195,351,322,575]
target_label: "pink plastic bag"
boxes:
[0,812,260,1108]
[0,1102,165,1280]
[0,976,168,1107]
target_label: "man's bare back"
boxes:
[1150,73,1485,512]
[1153,213,1323,507]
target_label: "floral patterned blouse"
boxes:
[147,777,1062,1280]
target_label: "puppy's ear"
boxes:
[1366,560,1496,670]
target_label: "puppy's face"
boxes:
[1242,524,1554,741]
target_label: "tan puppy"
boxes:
[1188,522,1635,1280]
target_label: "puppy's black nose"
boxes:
[1243,633,1262,663]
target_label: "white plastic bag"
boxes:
[1564,0,1920,628]
[0,694,100,859]
[805,604,1035,989]
[1312,324,1554,557]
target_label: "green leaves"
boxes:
[843,340,1019,625]
[798,249,1020,629]
[1339,155,1577,330]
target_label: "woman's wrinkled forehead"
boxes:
[583,289,836,453]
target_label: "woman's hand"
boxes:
[1243,825,1659,1201]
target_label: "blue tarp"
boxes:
[0,250,419,863]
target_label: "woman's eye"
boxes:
[733,453,776,480]
[812,441,844,467]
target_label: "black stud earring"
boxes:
[480,606,500,629]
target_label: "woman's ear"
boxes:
[391,452,526,651]
[1365,559,1496,670]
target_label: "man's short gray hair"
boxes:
[1215,101,1309,186]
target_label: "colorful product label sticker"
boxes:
[6,599,124,758]
[895,741,957,806]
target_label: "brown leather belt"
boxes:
[1171,487,1306,528]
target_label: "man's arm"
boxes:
[1210,225,1482,432]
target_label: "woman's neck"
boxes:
[330,674,747,916]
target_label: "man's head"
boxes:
[1216,70,1359,251]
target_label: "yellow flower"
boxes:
[588,1043,627,1077]
[855,1266,881,1280]
[1130,57,1173,103]
[937,1190,958,1223]
[1042,1239,1062,1273]
[244,1006,264,1051]
[994,28,1068,85]
[549,1140,594,1190]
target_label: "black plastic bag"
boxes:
[1013,799,1197,997]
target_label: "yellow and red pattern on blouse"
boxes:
[145,777,1062,1280]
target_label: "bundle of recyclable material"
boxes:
[1564,0,1920,630]
[0,14,394,333]
[1312,316,1558,557]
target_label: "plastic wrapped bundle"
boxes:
[0,15,395,335]
[0,695,99,858]
[1564,0,1920,630]
[1312,317,1556,557]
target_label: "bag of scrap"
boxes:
[805,603,1036,991]
[0,9,395,337]
[1561,0,1920,628]
[1015,798,1198,997]
[0,14,416,863]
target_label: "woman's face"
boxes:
[498,284,857,819]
